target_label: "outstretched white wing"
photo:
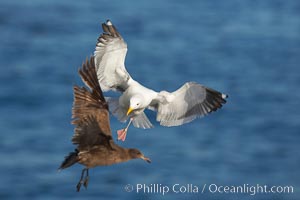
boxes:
[151,82,228,127]
[94,20,131,92]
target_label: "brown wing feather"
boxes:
[78,56,106,103]
[71,56,114,150]
[72,115,112,150]
[72,86,108,126]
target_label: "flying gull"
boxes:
[59,57,151,192]
[94,20,228,141]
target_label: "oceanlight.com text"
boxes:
[124,183,294,196]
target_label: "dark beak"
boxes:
[141,155,151,163]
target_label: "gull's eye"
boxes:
[136,103,140,106]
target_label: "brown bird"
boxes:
[59,56,151,192]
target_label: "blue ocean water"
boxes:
[0,0,299,199]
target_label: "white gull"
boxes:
[94,20,228,141]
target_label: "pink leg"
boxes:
[117,118,133,141]
[117,129,127,141]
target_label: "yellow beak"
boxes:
[127,107,133,116]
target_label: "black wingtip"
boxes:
[222,94,229,99]
[106,19,112,26]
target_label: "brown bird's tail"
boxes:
[58,149,79,170]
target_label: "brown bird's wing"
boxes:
[78,56,106,103]
[72,113,112,150]
[71,56,114,150]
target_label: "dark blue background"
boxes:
[0,0,299,199]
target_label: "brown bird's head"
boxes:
[128,149,151,163]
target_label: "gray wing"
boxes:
[94,20,131,92]
[152,82,228,127]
